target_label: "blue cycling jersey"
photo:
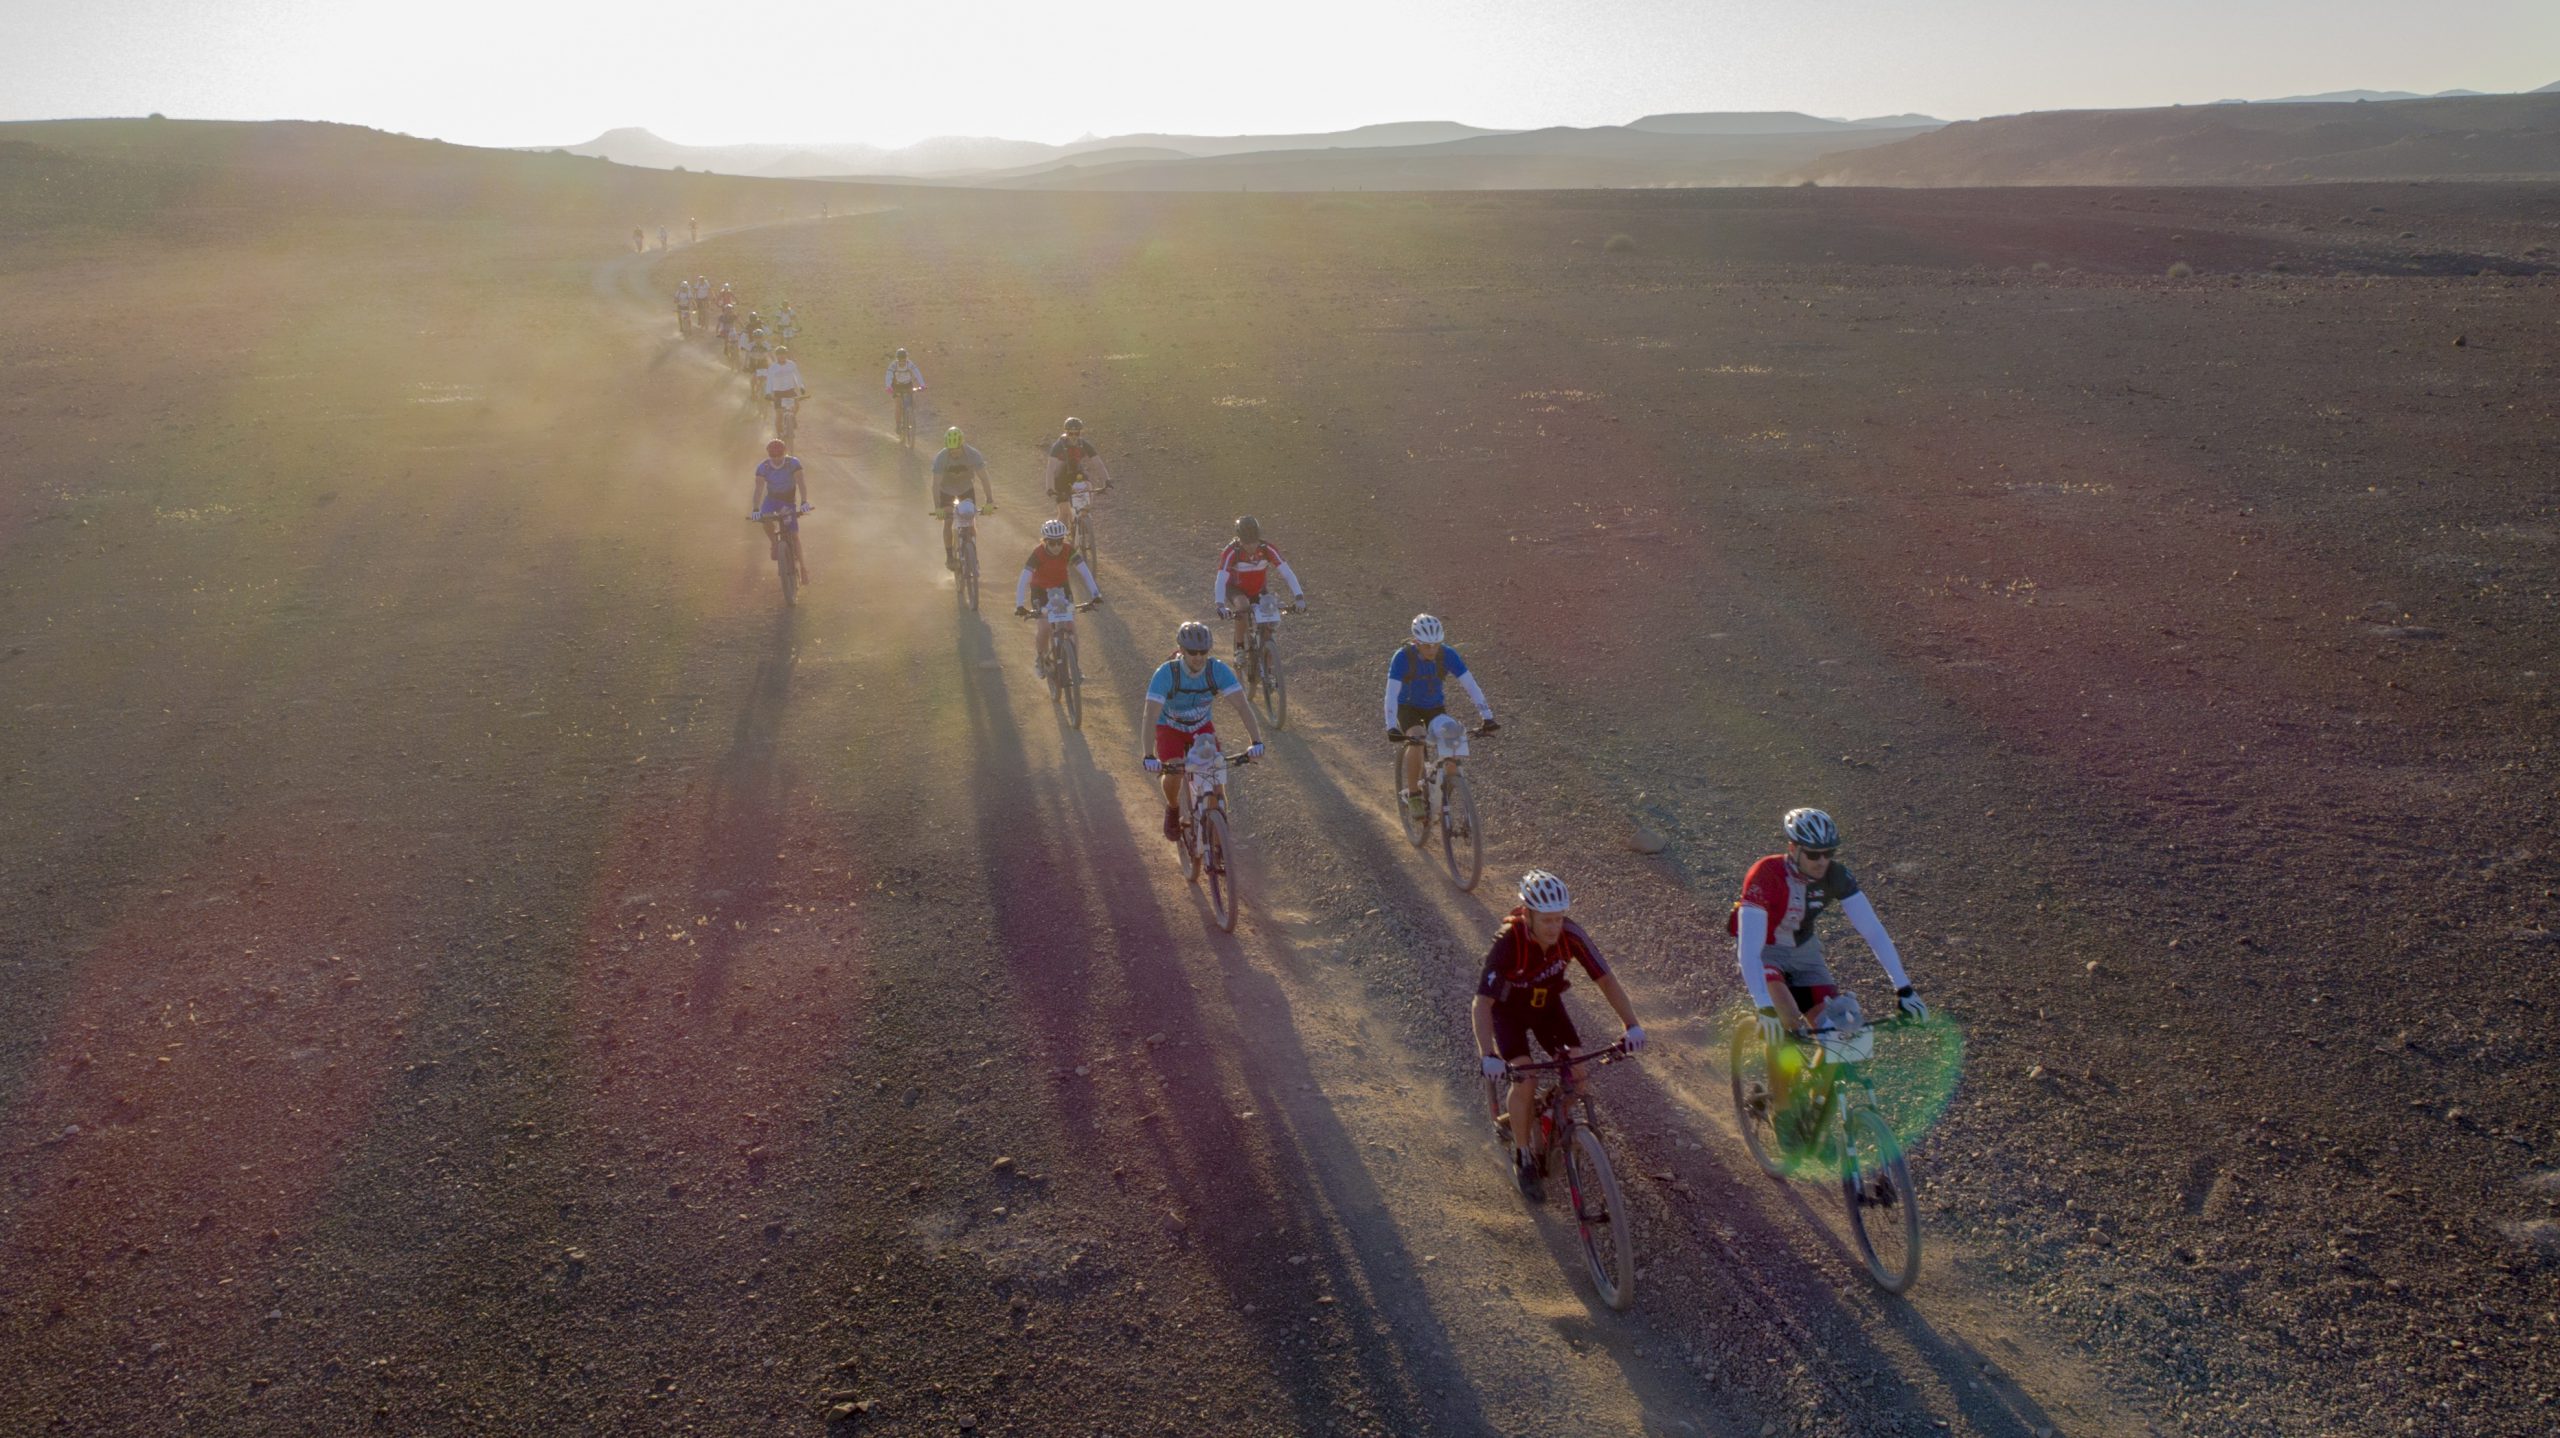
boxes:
[1147,657,1240,732]
[1386,643,1470,709]
[756,456,802,496]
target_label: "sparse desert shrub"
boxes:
[2267,260,2291,273]
[147,111,166,121]
[2031,261,2053,274]
[2167,260,2194,279]
[1603,233,1636,253]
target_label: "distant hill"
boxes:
[1806,91,2560,185]
[2223,88,2486,105]
[994,122,1935,191]
[558,121,1519,180]
[1625,111,1944,136]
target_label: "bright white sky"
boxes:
[3,0,2554,148]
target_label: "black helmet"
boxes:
[1063,416,1084,433]
[1234,515,1261,543]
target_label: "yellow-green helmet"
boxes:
[944,427,965,450]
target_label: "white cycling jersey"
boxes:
[763,360,803,395]
[884,359,926,390]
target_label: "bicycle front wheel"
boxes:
[1073,515,1098,575]
[1059,635,1083,729]
[1391,747,1427,847]
[1728,1018,1790,1179]
[1440,769,1483,891]
[1262,640,1287,729]
[1566,1125,1635,1310]
[1842,1106,1921,1294]
[1201,808,1236,932]
[959,539,979,610]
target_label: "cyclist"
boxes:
[1384,614,1497,821]
[764,346,806,430]
[776,301,799,342]
[745,324,772,390]
[1733,807,1927,1132]
[1012,519,1103,676]
[1470,870,1646,1200]
[631,227,644,254]
[748,439,811,588]
[932,428,992,568]
[689,217,699,243]
[1044,416,1115,528]
[657,224,669,251]
[1212,515,1307,662]
[1139,622,1266,843]
[674,283,692,333]
[884,348,926,428]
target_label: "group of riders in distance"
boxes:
[677,269,1942,1301]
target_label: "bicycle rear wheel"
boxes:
[1842,1106,1921,1294]
[1440,769,1483,891]
[959,537,979,610]
[1391,747,1427,846]
[1566,1125,1635,1311]
[1060,635,1083,729]
[1728,1018,1790,1179]
[1201,808,1236,932]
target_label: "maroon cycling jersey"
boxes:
[1476,907,1611,1008]
[1728,853,1861,947]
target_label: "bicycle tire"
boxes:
[1073,515,1098,575]
[1728,1017,1790,1179]
[1392,746,1428,847]
[1263,639,1287,729]
[779,546,797,609]
[1060,634,1083,729]
[1566,1124,1636,1311]
[959,537,979,610]
[1201,808,1236,932]
[1180,810,1203,882]
[1842,1106,1921,1294]
[1441,768,1483,891]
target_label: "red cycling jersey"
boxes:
[1022,542,1085,589]
[1216,540,1291,598]
[1728,853,1862,947]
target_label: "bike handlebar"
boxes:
[1390,724,1495,746]
[1497,1038,1633,1079]
[1015,602,1100,618]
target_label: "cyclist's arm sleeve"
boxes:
[1276,560,1304,597]
[1073,559,1099,599]
[1383,674,1403,730]
[1212,558,1231,609]
[1736,908,1775,1008]
[1838,892,1911,990]
[1044,454,1063,486]
[1014,567,1032,607]
[911,365,926,388]
[1456,671,1492,719]
[1087,455,1115,486]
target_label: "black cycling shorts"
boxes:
[1396,702,1446,735]
[1488,998,1582,1062]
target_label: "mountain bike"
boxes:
[748,503,812,609]
[1157,744,1253,932]
[937,499,983,610]
[893,385,919,448]
[677,304,693,338]
[773,393,799,448]
[1484,1039,1637,1310]
[1391,723,1488,890]
[1728,996,1922,1294]
[1227,592,1299,729]
[1019,595,1097,728]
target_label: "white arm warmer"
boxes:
[1840,892,1911,989]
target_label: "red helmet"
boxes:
[767,440,787,457]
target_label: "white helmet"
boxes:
[1409,613,1445,644]
[1040,519,1068,540]
[1782,807,1840,850]
[1186,732,1224,771]
[1517,869,1571,914]
[1427,713,1467,749]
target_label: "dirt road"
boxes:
[4,142,2557,1437]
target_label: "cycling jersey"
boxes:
[1214,541,1303,606]
[1729,853,1860,948]
[1014,543,1096,609]
[1476,907,1611,1009]
[1382,643,1491,730]
[932,445,987,494]
[1146,656,1241,733]
[1731,853,1912,1013]
[755,456,803,498]
[763,360,803,394]
[1047,435,1097,472]
[884,360,926,391]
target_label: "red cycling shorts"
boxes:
[1154,722,1211,764]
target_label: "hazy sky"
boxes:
[4,0,2555,148]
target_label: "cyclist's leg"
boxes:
[1154,724,1190,835]
[1491,1006,1538,1152]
